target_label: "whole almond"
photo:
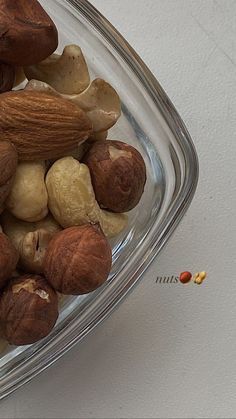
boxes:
[0,91,92,160]
[0,141,18,208]
[0,0,58,66]
[0,62,15,93]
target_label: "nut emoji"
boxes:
[6,161,48,222]
[24,45,90,94]
[179,271,192,284]
[0,232,19,289]
[46,157,128,237]
[84,140,146,212]
[0,275,58,345]
[0,91,92,160]
[0,0,58,66]
[43,225,112,295]
[0,141,18,209]
[193,271,207,285]
[0,62,15,93]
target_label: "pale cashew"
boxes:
[6,161,48,222]
[24,45,90,95]
[46,157,128,238]
[25,78,121,133]
[1,212,61,273]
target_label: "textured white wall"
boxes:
[1,1,236,418]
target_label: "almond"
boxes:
[0,0,58,66]
[0,91,93,160]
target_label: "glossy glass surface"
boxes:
[0,0,198,399]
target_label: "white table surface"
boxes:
[1,1,236,418]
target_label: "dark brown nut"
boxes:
[43,225,112,295]
[0,0,58,66]
[0,232,19,289]
[0,274,58,345]
[83,140,147,212]
[0,141,18,208]
[0,62,15,93]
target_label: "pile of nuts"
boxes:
[0,0,146,347]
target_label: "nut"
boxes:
[25,78,121,133]
[19,229,54,274]
[43,225,112,295]
[0,90,92,160]
[0,274,58,345]
[0,232,18,289]
[0,0,58,66]
[88,130,108,143]
[83,140,146,212]
[0,62,15,93]
[6,161,48,222]
[1,212,61,273]
[46,157,128,238]
[0,141,18,208]
[179,271,192,284]
[24,45,90,94]
[13,67,26,87]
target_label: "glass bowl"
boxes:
[0,0,198,399]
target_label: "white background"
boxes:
[2,1,236,418]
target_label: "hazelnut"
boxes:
[0,141,18,209]
[43,225,112,295]
[83,140,146,212]
[0,275,58,345]
[0,62,15,93]
[0,0,58,66]
[0,232,18,289]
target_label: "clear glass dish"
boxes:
[0,0,198,399]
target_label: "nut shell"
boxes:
[0,0,58,66]
[0,274,58,345]
[0,141,18,208]
[83,140,146,212]
[0,232,18,288]
[0,62,15,93]
[0,91,92,160]
[43,225,112,295]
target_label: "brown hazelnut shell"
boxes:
[43,224,112,295]
[0,274,58,345]
[0,0,58,66]
[83,140,146,212]
[0,62,15,93]
[0,232,19,288]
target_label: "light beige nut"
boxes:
[24,45,90,95]
[6,161,48,222]
[25,78,121,133]
[46,157,128,238]
[1,212,61,273]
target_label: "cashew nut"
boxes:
[46,157,128,238]
[25,78,121,133]
[6,161,48,222]
[1,212,61,273]
[24,45,90,95]
[88,130,108,142]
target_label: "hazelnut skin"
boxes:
[0,275,58,345]
[0,232,19,289]
[43,224,112,295]
[83,140,146,212]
